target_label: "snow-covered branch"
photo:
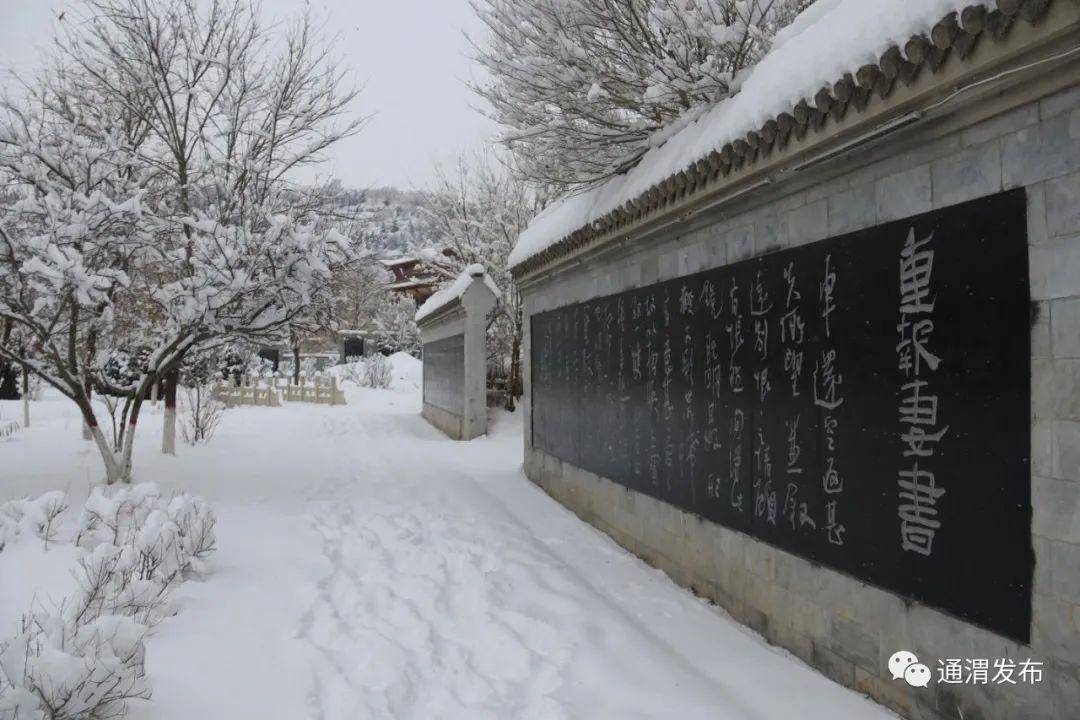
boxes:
[469,0,816,189]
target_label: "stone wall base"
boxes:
[422,403,464,440]
[524,446,1078,720]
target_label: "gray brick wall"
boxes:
[519,82,1080,720]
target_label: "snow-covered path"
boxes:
[2,370,896,719]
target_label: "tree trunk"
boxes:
[82,379,93,440]
[111,387,153,483]
[85,414,124,484]
[21,367,29,428]
[292,345,301,385]
[72,384,139,485]
[509,302,524,401]
[509,334,522,399]
[162,368,178,456]
[194,385,203,442]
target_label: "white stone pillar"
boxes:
[460,268,497,440]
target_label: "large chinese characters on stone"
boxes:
[531,190,1032,641]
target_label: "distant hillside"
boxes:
[332,186,431,255]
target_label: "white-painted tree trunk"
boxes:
[162,370,177,456]
[88,423,125,484]
[162,408,176,455]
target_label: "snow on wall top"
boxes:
[414,263,503,324]
[508,0,994,270]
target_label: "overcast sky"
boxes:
[0,0,497,190]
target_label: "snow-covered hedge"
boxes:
[328,352,421,392]
[329,356,391,389]
[362,355,392,389]
[0,484,216,719]
[0,492,68,552]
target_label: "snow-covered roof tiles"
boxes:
[509,0,1047,274]
[414,264,503,324]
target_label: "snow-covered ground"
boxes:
[1,355,896,719]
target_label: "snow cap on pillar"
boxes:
[415,263,502,326]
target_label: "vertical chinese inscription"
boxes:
[779,262,811,533]
[814,254,845,547]
[896,229,948,557]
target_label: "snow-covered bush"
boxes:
[0,492,68,551]
[334,361,366,388]
[0,369,43,404]
[218,345,250,386]
[0,610,149,720]
[179,354,228,445]
[0,484,217,719]
[179,387,226,446]
[332,356,393,389]
[363,355,393,390]
[75,484,216,582]
[299,358,321,380]
[245,356,276,380]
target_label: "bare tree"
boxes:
[469,0,816,189]
[178,350,226,444]
[420,151,537,398]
